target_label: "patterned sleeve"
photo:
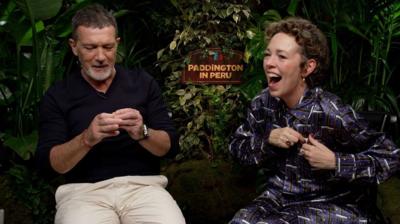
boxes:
[229,90,281,165]
[326,98,400,183]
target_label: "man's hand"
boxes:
[49,112,122,173]
[300,135,336,170]
[268,127,305,149]
[84,112,122,147]
[113,108,145,140]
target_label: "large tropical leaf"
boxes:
[14,0,62,21]
[3,131,38,160]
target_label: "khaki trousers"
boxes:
[54,175,185,224]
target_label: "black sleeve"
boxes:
[144,76,179,158]
[35,86,68,177]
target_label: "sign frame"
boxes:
[182,48,244,84]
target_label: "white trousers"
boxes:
[54,175,185,224]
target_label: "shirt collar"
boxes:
[282,87,323,122]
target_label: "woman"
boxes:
[229,17,399,223]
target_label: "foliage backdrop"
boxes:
[0,0,399,223]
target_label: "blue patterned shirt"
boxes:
[230,87,400,206]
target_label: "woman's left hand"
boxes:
[300,135,336,170]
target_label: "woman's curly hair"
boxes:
[265,17,330,88]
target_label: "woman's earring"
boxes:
[302,77,306,82]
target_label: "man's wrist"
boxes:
[81,129,93,148]
[137,124,149,141]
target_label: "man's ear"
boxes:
[303,58,317,78]
[69,38,78,56]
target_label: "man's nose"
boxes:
[95,48,106,62]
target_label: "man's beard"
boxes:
[84,66,113,82]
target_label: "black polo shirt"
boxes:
[36,65,178,183]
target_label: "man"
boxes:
[36,4,185,224]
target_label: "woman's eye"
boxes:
[278,55,287,59]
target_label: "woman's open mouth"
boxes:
[268,73,282,90]
[269,74,282,84]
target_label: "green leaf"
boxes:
[287,0,299,16]
[56,26,72,38]
[232,13,239,23]
[183,92,192,101]
[157,49,165,60]
[169,40,177,50]
[15,0,62,21]
[176,89,186,96]
[0,1,17,25]
[385,90,400,115]
[226,6,234,16]
[338,22,369,41]
[0,84,12,104]
[3,131,38,160]
[113,9,130,18]
[18,20,44,46]
[243,9,250,18]
[262,9,281,22]
[169,0,179,9]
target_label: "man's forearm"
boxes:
[49,130,92,174]
[138,129,171,157]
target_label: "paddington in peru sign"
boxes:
[182,48,244,84]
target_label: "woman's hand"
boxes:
[300,135,336,170]
[268,127,305,149]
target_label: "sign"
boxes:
[182,48,244,84]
